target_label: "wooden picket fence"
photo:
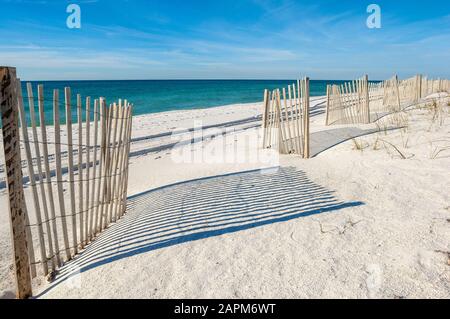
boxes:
[325,74,449,126]
[325,75,370,125]
[0,67,133,298]
[381,75,403,113]
[421,77,450,96]
[261,77,310,158]
[398,76,421,106]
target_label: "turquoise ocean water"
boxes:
[21,79,353,125]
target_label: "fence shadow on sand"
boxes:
[37,166,364,295]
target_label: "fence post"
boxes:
[0,66,32,299]
[303,77,310,159]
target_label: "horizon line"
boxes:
[22,78,384,82]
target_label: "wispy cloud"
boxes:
[0,0,449,79]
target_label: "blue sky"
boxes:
[0,0,449,80]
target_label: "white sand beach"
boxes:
[1,93,449,299]
[3,0,450,303]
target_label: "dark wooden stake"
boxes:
[0,66,32,299]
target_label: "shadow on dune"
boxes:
[36,166,363,297]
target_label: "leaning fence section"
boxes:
[325,75,370,125]
[15,80,133,281]
[325,74,450,126]
[398,76,420,106]
[261,77,310,158]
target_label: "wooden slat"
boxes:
[93,99,103,235]
[118,105,132,218]
[415,77,419,100]
[85,97,91,242]
[356,79,363,123]
[90,99,99,239]
[346,82,352,123]
[76,94,84,247]
[343,83,352,124]
[113,105,125,220]
[106,104,115,223]
[329,85,336,124]
[364,75,370,123]
[325,85,330,126]
[111,104,126,221]
[340,84,349,124]
[266,91,275,148]
[337,85,345,124]
[274,90,286,153]
[288,85,300,154]
[351,79,366,124]
[100,103,113,229]
[261,89,269,148]
[106,103,119,223]
[303,77,310,159]
[294,82,303,155]
[338,84,344,123]
[120,105,133,216]
[394,75,401,111]
[351,80,358,123]
[335,85,341,123]
[282,88,294,153]
[328,85,334,124]
[360,79,366,123]
[53,89,71,260]
[0,68,32,299]
[354,79,360,123]
[96,99,107,233]
[64,87,78,255]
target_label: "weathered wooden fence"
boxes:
[261,77,310,158]
[325,75,370,125]
[325,74,449,126]
[398,75,421,106]
[0,67,133,298]
[421,77,450,96]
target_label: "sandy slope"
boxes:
[1,94,450,299]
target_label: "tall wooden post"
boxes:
[303,78,310,159]
[0,66,32,299]
[364,74,370,124]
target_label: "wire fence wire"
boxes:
[11,81,134,279]
[19,95,133,121]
